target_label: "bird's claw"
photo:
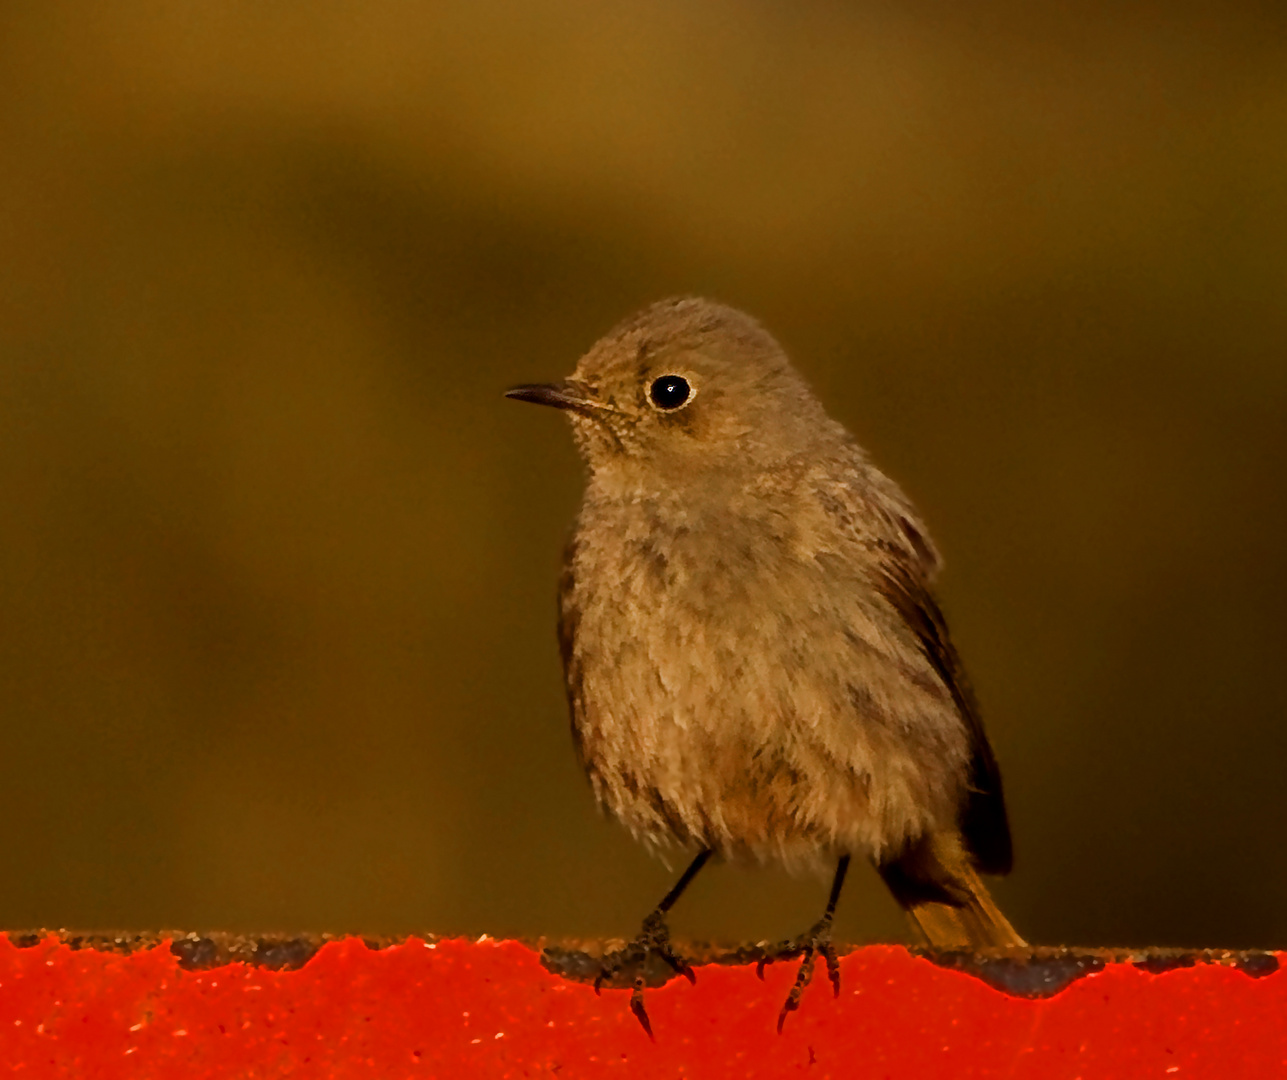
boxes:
[595,911,695,1039]
[762,916,841,1033]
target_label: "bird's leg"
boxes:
[595,848,712,1038]
[758,854,850,1032]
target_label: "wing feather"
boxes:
[871,548,1013,875]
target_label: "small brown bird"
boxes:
[507,298,1023,1033]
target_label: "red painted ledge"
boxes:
[0,932,1282,1078]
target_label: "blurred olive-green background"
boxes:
[1,2,1284,950]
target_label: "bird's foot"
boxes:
[756,915,842,1033]
[594,910,696,1039]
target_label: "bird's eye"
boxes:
[649,375,691,410]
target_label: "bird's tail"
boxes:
[878,833,1026,949]
[903,861,1025,948]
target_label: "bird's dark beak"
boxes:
[504,382,592,411]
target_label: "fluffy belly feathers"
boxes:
[560,517,968,867]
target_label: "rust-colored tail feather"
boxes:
[878,832,1026,948]
[903,861,1025,948]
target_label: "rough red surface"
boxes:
[0,934,1282,1078]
